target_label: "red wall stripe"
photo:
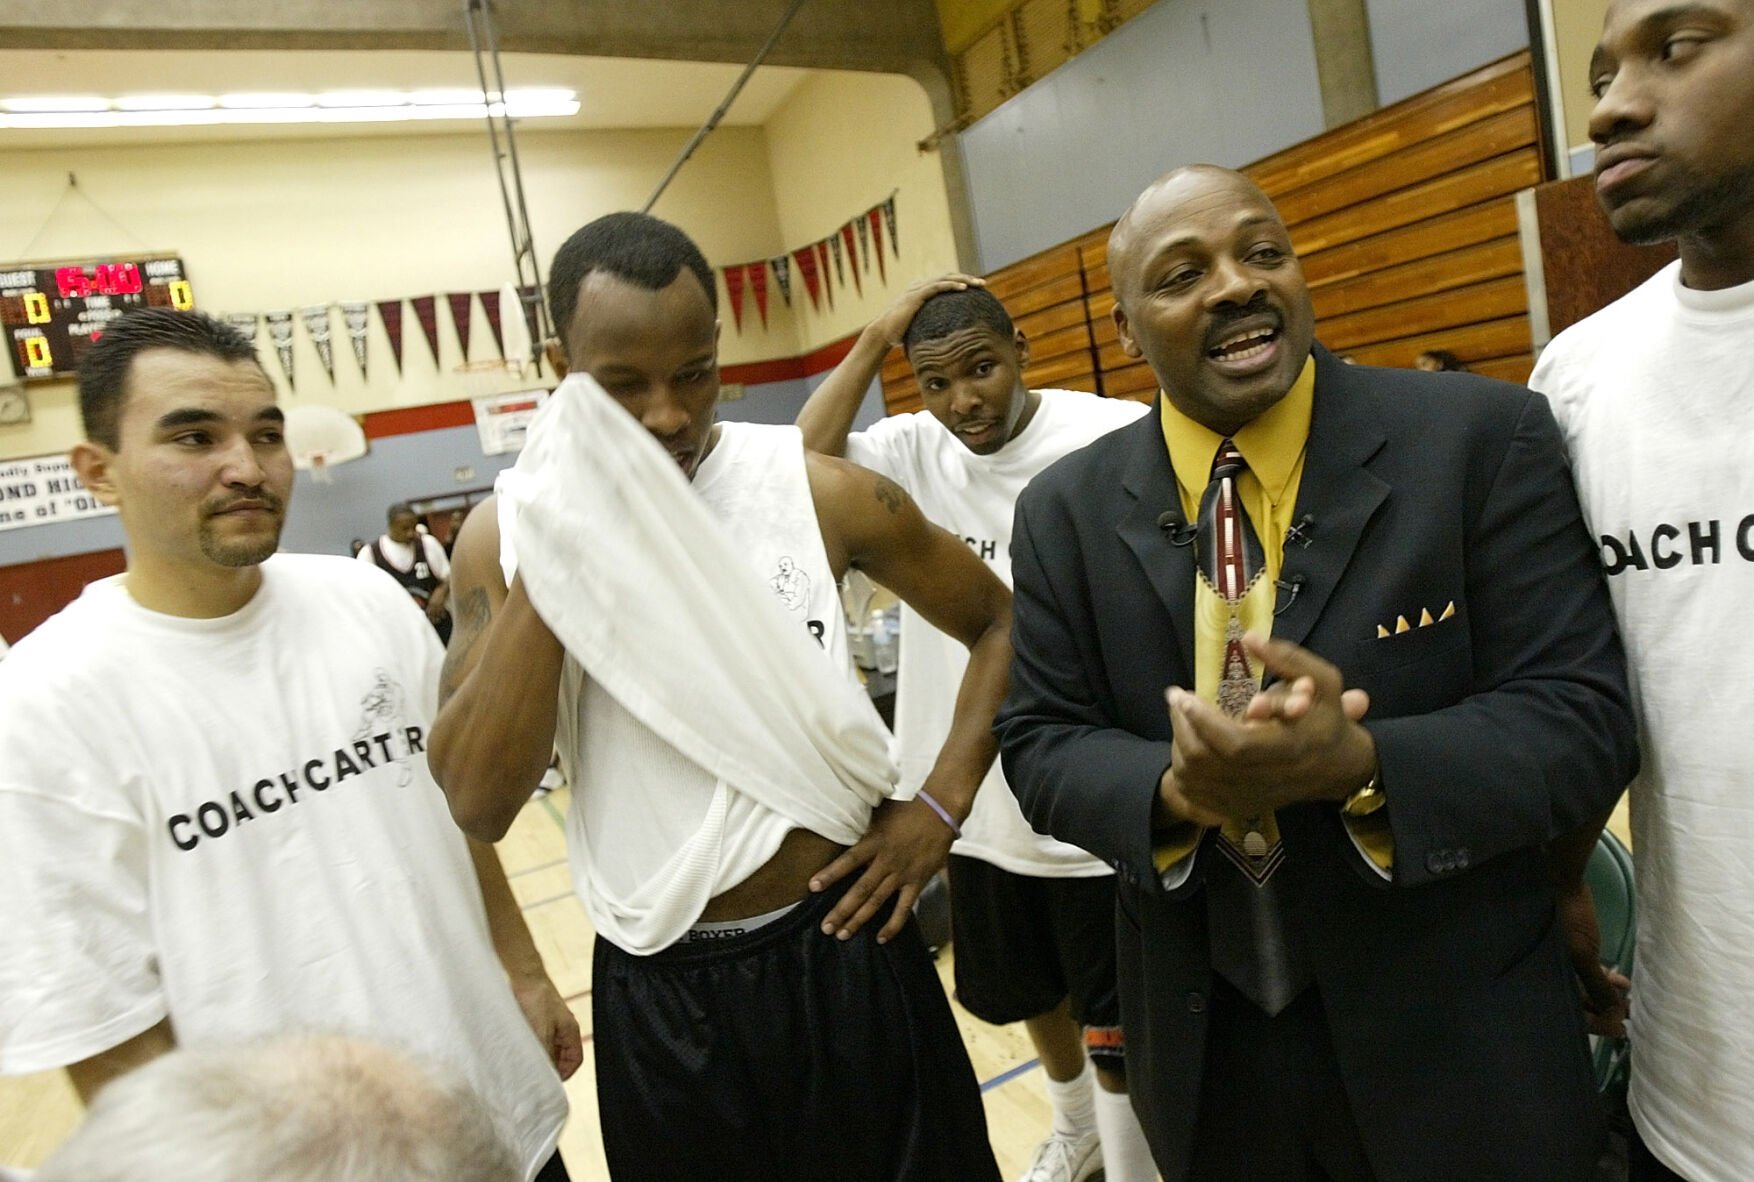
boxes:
[362,401,476,440]
[360,331,861,441]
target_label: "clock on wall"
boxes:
[1,256,195,382]
[0,385,29,426]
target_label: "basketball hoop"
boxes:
[284,405,367,481]
[455,356,533,401]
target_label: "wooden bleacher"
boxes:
[881,51,1549,413]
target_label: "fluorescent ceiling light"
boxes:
[113,94,216,111]
[503,87,575,107]
[3,95,110,113]
[0,88,579,130]
[218,92,316,109]
[314,89,407,108]
[408,87,489,106]
[2,111,122,128]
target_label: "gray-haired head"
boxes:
[35,1035,520,1182]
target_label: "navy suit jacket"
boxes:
[997,346,1637,1180]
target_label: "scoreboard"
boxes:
[1,256,195,381]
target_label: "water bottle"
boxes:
[874,606,900,675]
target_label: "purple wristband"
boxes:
[915,789,962,838]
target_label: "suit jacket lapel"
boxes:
[1115,407,1198,681]
[1273,345,1389,650]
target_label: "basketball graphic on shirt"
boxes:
[768,556,810,612]
[356,668,414,786]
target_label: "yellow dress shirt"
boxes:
[1151,358,1392,875]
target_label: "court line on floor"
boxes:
[521,889,582,911]
[510,856,568,878]
[980,1057,1041,1093]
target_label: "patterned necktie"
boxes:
[1195,438,1308,1014]
[1196,439,1283,883]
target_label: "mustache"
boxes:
[1203,294,1281,352]
[203,489,285,516]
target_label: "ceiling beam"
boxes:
[0,0,948,78]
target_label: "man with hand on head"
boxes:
[430,212,1007,1181]
[0,309,575,1181]
[1531,3,1754,1177]
[997,165,1637,1181]
[799,276,1154,1182]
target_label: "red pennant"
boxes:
[478,290,505,358]
[411,295,441,365]
[816,241,834,309]
[841,224,862,297]
[793,247,821,312]
[376,300,405,375]
[724,264,747,333]
[446,293,474,360]
[868,209,888,284]
[750,263,769,329]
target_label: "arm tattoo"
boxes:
[438,585,493,705]
[874,475,906,515]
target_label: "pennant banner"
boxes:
[376,300,405,375]
[724,264,747,333]
[771,256,792,307]
[411,295,441,366]
[750,262,769,329]
[816,241,834,309]
[882,195,899,258]
[446,293,474,361]
[340,301,370,378]
[478,289,506,359]
[793,247,821,313]
[856,216,871,275]
[867,209,888,285]
[224,312,259,341]
[840,224,862,297]
[265,311,296,389]
[828,232,846,290]
[300,305,335,384]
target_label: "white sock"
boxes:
[1043,1058,1096,1139]
[1094,1082,1158,1182]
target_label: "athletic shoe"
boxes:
[1017,1129,1102,1182]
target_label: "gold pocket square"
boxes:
[1375,601,1455,639]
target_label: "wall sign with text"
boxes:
[0,454,116,533]
[0,256,195,381]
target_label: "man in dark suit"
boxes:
[996,165,1637,1181]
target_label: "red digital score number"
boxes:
[54,263,144,298]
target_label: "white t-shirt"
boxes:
[846,388,1149,875]
[1531,261,1754,1182]
[358,532,450,582]
[502,423,864,954]
[0,555,567,1179]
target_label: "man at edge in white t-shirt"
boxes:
[0,309,576,1181]
[798,277,1157,1182]
[1529,3,1754,1179]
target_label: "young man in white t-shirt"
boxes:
[358,502,452,642]
[431,213,1009,1180]
[798,279,1155,1182]
[1530,4,1754,1179]
[0,309,575,1181]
